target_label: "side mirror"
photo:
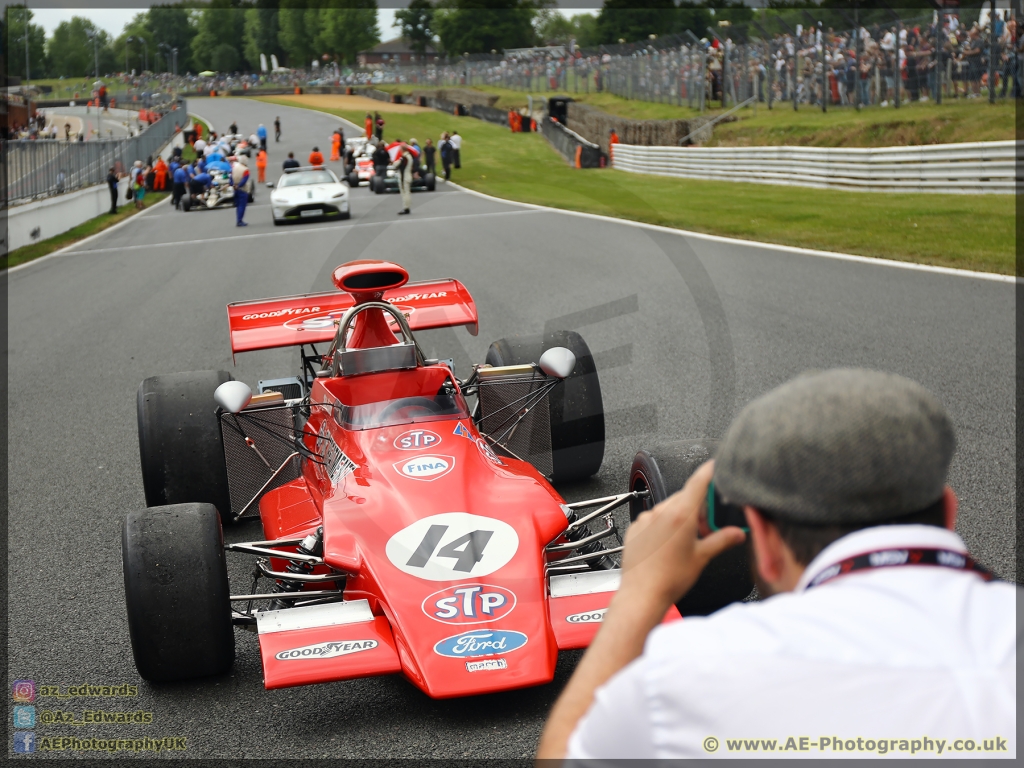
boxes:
[538,347,576,379]
[266,181,274,188]
[214,380,252,414]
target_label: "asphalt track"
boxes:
[6,97,1015,759]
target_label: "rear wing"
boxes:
[227,278,478,358]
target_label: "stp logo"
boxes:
[394,429,442,451]
[422,584,517,625]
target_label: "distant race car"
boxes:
[371,165,436,194]
[343,138,374,188]
[270,166,350,225]
[124,260,751,696]
[370,143,435,194]
[181,169,238,212]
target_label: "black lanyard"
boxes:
[806,548,997,589]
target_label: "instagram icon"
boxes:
[12,680,35,703]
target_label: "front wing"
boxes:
[253,570,680,691]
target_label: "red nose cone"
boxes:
[332,260,409,303]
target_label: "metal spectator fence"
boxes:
[4,100,188,205]
[338,7,1020,115]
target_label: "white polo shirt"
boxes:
[567,525,1017,761]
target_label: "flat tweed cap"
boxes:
[715,369,956,525]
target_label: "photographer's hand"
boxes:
[619,461,746,608]
[536,460,745,761]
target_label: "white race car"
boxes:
[271,166,350,226]
[344,138,374,187]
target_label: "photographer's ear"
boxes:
[745,507,784,584]
[745,507,803,594]
[942,486,958,531]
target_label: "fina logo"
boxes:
[275,639,377,661]
[566,608,606,624]
[434,629,528,659]
[395,455,455,481]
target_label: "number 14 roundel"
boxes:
[385,513,520,581]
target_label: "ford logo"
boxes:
[433,629,528,659]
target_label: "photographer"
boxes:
[539,369,1015,760]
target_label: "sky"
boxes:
[24,4,601,40]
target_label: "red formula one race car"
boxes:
[124,261,751,696]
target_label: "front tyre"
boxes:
[137,370,233,520]
[425,172,436,191]
[122,503,234,682]
[629,440,753,616]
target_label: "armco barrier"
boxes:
[5,100,188,204]
[541,117,604,168]
[4,116,189,254]
[468,103,511,127]
[610,141,1019,194]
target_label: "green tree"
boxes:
[148,4,198,74]
[278,0,324,67]
[433,0,539,55]
[191,0,246,72]
[115,12,155,73]
[535,8,573,44]
[4,5,48,80]
[318,0,379,65]
[396,0,434,61]
[572,13,600,47]
[303,5,327,64]
[535,10,599,47]
[243,0,282,71]
[704,0,753,28]
[211,42,240,72]
[675,2,712,38]
[595,0,677,44]
[48,17,115,78]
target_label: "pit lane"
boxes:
[6,97,1014,760]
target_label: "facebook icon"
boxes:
[13,731,35,753]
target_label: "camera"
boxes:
[706,480,749,532]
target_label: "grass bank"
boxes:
[180,114,212,162]
[259,95,1013,275]
[707,99,1015,147]
[4,192,168,271]
[376,84,1014,147]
